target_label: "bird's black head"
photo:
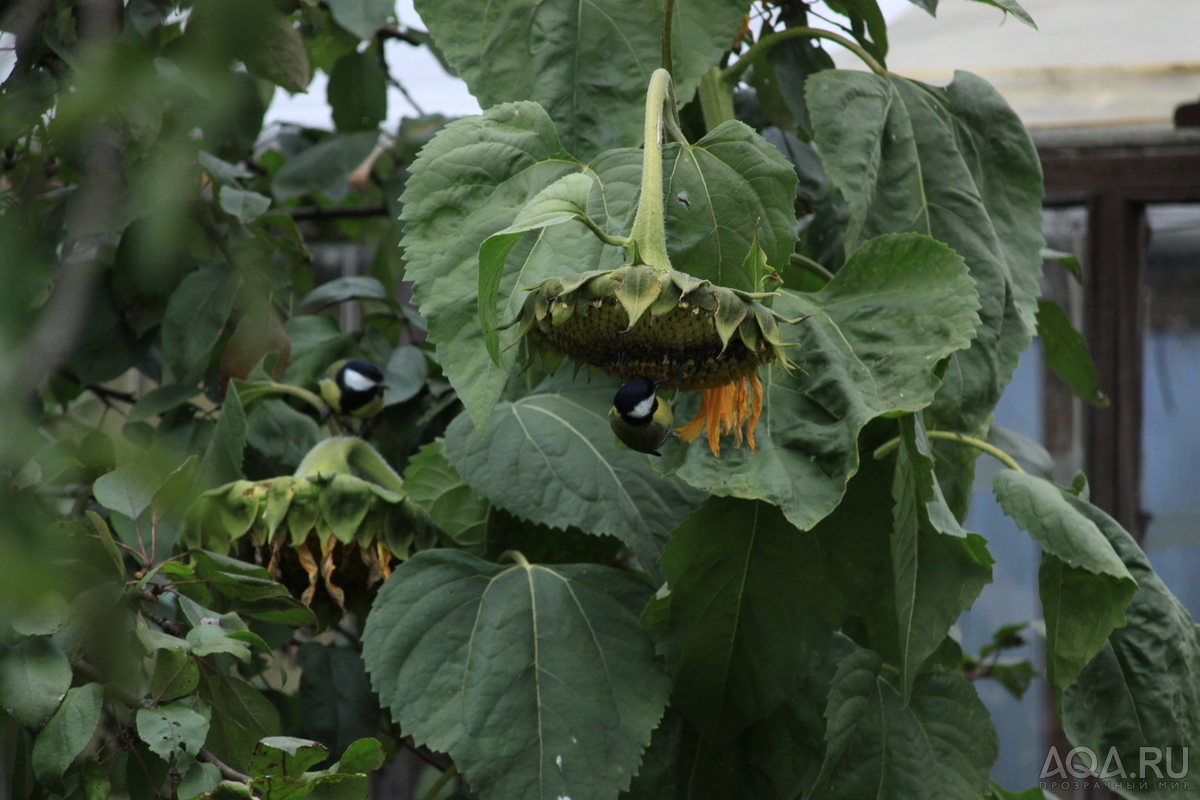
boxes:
[339,360,385,387]
[337,360,387,412]
[612,377,660,424]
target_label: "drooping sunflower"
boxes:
[506,263,800,455]
[181,437,433,622]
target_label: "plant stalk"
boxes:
[722,27,888,83]
[419,764,459,800]
[873,430,1026,474]
[500,550,533,570]
[244,380,326,414]
[660,0,676,74]
[789,253,835,283]
[629,68,676,269]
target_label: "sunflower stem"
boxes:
[293,436,407,492]
[722,27,888,83]
[660,0,675,74]
[630,68,676,270]
[873,430,1026,474]
[577,214,633,250]
[789,253,835,283]
[500,550,533,570]
[418,764,458,800]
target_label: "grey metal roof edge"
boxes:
[1030,122,1200,150]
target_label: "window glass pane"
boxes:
[961,345,1045,786]
[1142,203,1200,617]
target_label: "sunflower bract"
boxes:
[509,264,793,391]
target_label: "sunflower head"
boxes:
[504,264,805,454]
[510,264,792,389]
[180,439,434,623]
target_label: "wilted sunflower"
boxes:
[505,263,802,455]
[181,437,433,622]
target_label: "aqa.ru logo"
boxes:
[1041,746,1189,781]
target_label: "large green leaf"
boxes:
[93,463,166,521]
[1036,299,1108,407]
[161,266,240,385]
[197,672,282,771]
[137,701,211,761]
[738,635,859,800]
[295,644,380,759]
[808,70,1043,432]
[218,187,271,224]
[444,377,704,580]
[31,684,104,789]
[273,132,379,201]
[661,120,798,290]
[401,440,490,553]
[327,0,395,40]
[993,471,1138,699]
[241,736,382,800]
[800,443,899,656]
[245,399,321,469]
[478,172,601,362]
[891,414,993,700]
[810,646,997,800]
[199,382,246,491]
[362,550,670,800]
[413,0,748,159]
[233,1,311,92]
[0,636,72,728]
[1053,504,1200,799]
[150,649,200,703]
[67,276,146,383]
[301,276,390,309]
[657,497,831,747]
[676,233,981,531]
[399,103,597,431]
[328,51,387,132]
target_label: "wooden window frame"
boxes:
[1039,139,1200,539]
[1037,134,1200,800]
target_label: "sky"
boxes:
[264,0,918,129]
[0,1,918,127]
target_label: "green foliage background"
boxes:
[1,1,1197,800]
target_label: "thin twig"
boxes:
[198,748,252,783]
[403,740,453,772]
[419,764,458,800]
[283,204,389,222]
[195,205,239,268]
[789,253,835,283]
[376,25,423,46]
[873,430,1026,474]
[72,531,144,559]
[139,608,184,637]
[82,382,138,405]
[722,26,888,83]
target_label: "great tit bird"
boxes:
[609,377,678,456]
[319,359,387,419]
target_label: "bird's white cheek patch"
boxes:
[343,369,377,392]
[629,395,655,420]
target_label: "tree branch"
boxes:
[283,204,389,222]
[376,26,422,46]
[13,135,122,400]
[198,748,252,783]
